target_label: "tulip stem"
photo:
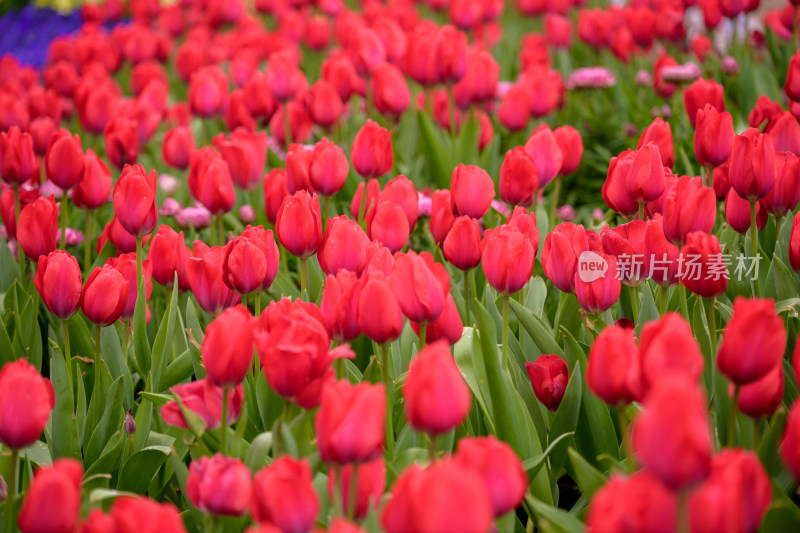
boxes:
[94,325,102,392]
[549,179,561,232]
[220,386,229,455]
[83,210,92,274]
[13,185,24,284]
[706,167,714,190]
[60,195,68,250]
[380,343,394,457]
[659,286,669,316]
[776,216,784,243]
[428,434,438,463]
[4,448,18,533]
[299,258,309,300]
[728,385,740,447]
[417,323,426,350]
[679,284,690,322]
[753,419,761,450]
[707,298,718,358]
[216,216,225,246]
[616,408,634,473]
[637,201,644,222]
[347,463,359,520]
[358,185,368,226]
[135,237,143,311]
[255,292,262,316]
[628,285,639,322]
[677,489,690,533]
[750,200,759,297]
[62,320,73,388]
[463,270,471,325]
[502,296,510,365]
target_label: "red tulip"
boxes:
[186,241,241,315]
[366,200,409,254]
[103,115,139,170]
[626,142,666,205]
[662,176,716,245]
[0,126,36,185]
[147,225,190,291]
[222,225,280,294]
[84,496,187,533]
[450,164,494,219]
[443,215,482,271]
[45,129,84,190]
[322,51,364,102]
[482,224,535,296]
[587,325,642,406]
[684,78,725,127]
[525,125,564,188]
[643,214,680,286]
[113,164,157,238]
[525,354,569,411]
[637,118,673,168]
[781,400,800,482]
[316,380,385,463]
[372,62,410,118]
[188,65,229,118]
[453,49,499,109]
[252,457,319,533]
[350,178,380,221]
[433,26,469,84]
[499,146,538,207]
[264,168,289,225]
[785,52,800,102]
[358,273,404,344]
[34,250,82,320]
[639,313,704,393]
[213,128,267,191]
[586,472,676,533]
[160,380,243,431]
[717,297,786,386]
[725,188,768,234]
[690,449,772,533]
[404,340,471,434]
[554,125,584,175]
[307,80,344,128]
[276,190,323,259]
[161,126,195,171]
[317,215,369,276]
[455,437,527,517]
[18,459,82,533]
[764,151,800,217]
[498,84,532,132]
[381,175,418,230]
[310,138,348,197]
[729,128,777,201]
[17,195,58,260]
[72,149,112,210]
[633,377,712,490]
[327,458,385,520]
[601,221,647,286]
[694,105,735,168]
[29,117,58,156]
[351,120,392,178]
[187,454,251,517]
[736,364,784,419]
[202,305,255,388]
[541,222,595,293]
[0,359,54,449]
[381,460,493,533]
[389,250,446,323]
[321,271,362,343]
[429,189,456,245]
[105,253,152,321]
[410,294,463,346]
[791,211,800,273]
[678,231,729,298]
[603,149,639,216]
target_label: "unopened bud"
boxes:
[125,410,136,437]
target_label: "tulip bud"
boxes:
[186,241,241,315]
[499,147,538,206]
[252,457,319,532]
[679,231,728,298]
[222,225,280,294]
[455,437,527,517]
[482,225,535,296]
[187,454,252,517]
[328,458,385,520]
[443,215,482,271]
[17,195,58,260]
[34,250,82,321]
[113,164,158,237]
[316,380,385,463]
[366,200,410,254]
[44,129,84,190]
[684,78,725,127]
[637,118,674,168]
[72,149,112,210]
[633,377,712,490]
[0,359,55,449]
[694,104,734,168]
[587,325,642,406]
[404,341,471,435]
[525,354,569,411]
[0,126,36,185]
[125,410,136,436]
[351,120,393,178]
[358,273,404,344]
[202,306,255,388]
[18,459,82,533]
[276,190,323,259]
[525,125,564,188]
[729,129,777,201]
[586,472,677,533]
[310,138,349,197]
[639,313,704,393]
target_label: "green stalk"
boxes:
[94,325,102,392]
[637,201,645,221]
[428,434,438,463]
[4,449,18,533]
[707,298,718,357]
[135,237,143,306]
[83,210,93,274]
[220,386,229,455]
[332,465,343,518]
[706,167,714,190]
[679,284,690,322]
[659,285,669,316]
[549,179,561,232]
[463,270,471,325]
[617,408,635,473]
[776,216,784,242]
[299,258,309,300]
[255,292,262,316]
[502,296,510,363]
[62,320,73,388]
[677,490,690,533]
[417,323,427,350]
[628,285,639,322]
[358,184,368,226]
[750,200,759,297]
[380,343,394,456]
[14,186,24,283]
[347,463,359,521]
[728,385,740,447]
[217,216,225,246]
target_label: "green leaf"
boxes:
[758,410,787,478]
[100,326,133,410]
[526,496,584,533]
[162,349,195,391]
[84,377,125,467]
[565,447,606,500]
[760,496,800,533]
[509,298,564,357]
[133,277,151,376]
[85,430,125,478]
[548,363,582,473]
[417,111,453,189]
[151,282,179,393]
[453,327,494,430]
[117,446,171,494]
[521,431,576,480]
[245,432,273,471]
[48,351,81,460]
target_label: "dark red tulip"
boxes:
[0,359,55,449]
[251,457,319,533]
[147,225,190,291]
[35,250,82,321]
[18,459,82,533]
[729,128,777,201]
[694,104,735,168]
[0,126,36,185]
[526,354,569,412]
[483,224,535,296]
[633,377,712,490]
[358,273,404,344]
[103,115,139,170]
[202,305,255,388]
[499,146,538,207]
[351,120,393,179]
[455,437,527,518]
[113,164,157,238]
[684,78,725,127]
[404,340,471,435]
[187,454,251,517]
[316,380,385,463]
[160,379,243,431]
[44,129,84,190]
[17,195,58,260]
[72,149,112,210]
[186,241,241,315]
[188,147,236,216]
[718,297,786,386]
[310,138,348,197]
[188,65,229,117]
